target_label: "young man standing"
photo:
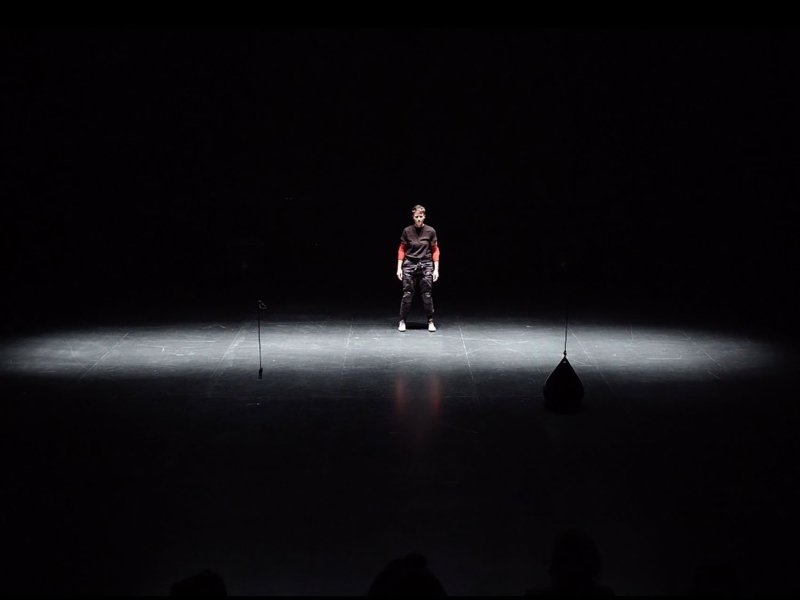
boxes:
[396,205,440,332]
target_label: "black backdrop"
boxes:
[3,29,798,330]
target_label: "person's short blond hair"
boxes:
[411,205,426,214]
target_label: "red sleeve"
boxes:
[397,243,406,260]
[432,244,440,262]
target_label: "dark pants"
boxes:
[399,259,434,321]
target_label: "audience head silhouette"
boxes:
[170,569,227,596]
[692,562,744,595]
[368,552,447,596]
[543,529,614,596]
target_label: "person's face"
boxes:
[413,211,426,227]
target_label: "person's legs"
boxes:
[399,261,417,323]
[420,261,435,327]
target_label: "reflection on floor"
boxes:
[1,309,797,595]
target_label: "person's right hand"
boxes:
[396,269,403,281]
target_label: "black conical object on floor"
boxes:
[543,354,584,413]
[543,307,584,413]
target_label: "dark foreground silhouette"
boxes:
[367,552,447,596]
[526,529,614,596]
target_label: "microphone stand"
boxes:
[257,300,267,379]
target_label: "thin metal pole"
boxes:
[563,262,570,358]
[257,300,264,379]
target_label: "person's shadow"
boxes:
[367,552,447,596]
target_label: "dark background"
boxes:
[3,28,798,331]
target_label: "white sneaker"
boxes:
[398,320,406,332]
[428,320,437,332]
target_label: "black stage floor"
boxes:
[2,305,798,595]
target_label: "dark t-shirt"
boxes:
[400,224,438,261]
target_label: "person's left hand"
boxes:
[433,270,439,282]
